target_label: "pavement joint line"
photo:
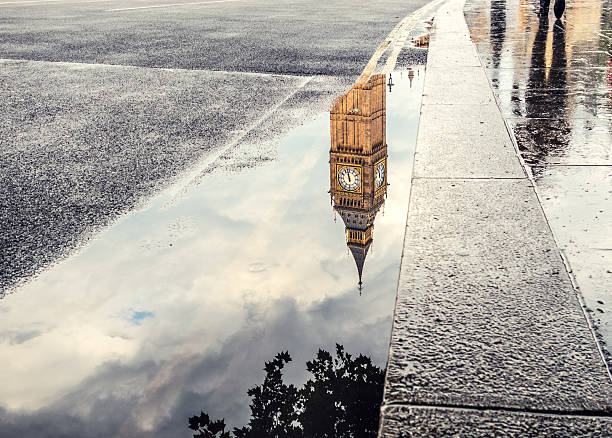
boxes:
[381,402,612,419]
[506,117,612,120]
[483,66,611,70]
[416,102,502,106]
[0,0,111,4]
[106,0,241,12]
[532,164,612,167]
[426,65,483,69]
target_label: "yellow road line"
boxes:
[382,0,444,73]
[357,0,443,84]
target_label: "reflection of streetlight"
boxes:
[408,69,414,88]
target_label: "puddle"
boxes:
[0,68,425,436]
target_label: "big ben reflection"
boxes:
[329,74,388,293]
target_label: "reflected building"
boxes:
[329,74,388,293]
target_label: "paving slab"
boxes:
[426,42,481,67]
[413,103,524,178]
[384,178,612,412]
[380,406,612,437]
[422,66,494,105]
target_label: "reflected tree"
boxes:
[189,413,231,438]
[188,345,385,438]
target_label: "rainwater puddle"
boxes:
[0,68,425,437]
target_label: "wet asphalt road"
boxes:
[0,0,430,293]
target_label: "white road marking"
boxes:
[382,0,445,73]
[162,75,315,206]
[0,58,305,79]
[107,0,239,12]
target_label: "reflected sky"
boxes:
[0,69,424,437]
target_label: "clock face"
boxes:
[375,161,385,188]
[337,166,361,191]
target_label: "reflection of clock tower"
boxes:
[329,74,388,292]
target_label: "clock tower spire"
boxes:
[329,74,388,293]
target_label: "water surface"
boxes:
[0,69,424,437]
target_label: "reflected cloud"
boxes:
[0,294,393,438]
[0,329,43,346]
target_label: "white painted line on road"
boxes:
[161,75,315,207]
[0,0,70,4]
[382,0,445,73]
[356,0,443,83]
[107,0,239,12]
[0,58,307,80]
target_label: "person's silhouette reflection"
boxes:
[539,0,565,18]
[517,16,570,169]
[490,0,506,69]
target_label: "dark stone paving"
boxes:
[380,406,612,437]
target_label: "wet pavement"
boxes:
[0,66,425,436]
[380,0,612,434]
[3,0,611,435]
[465,0,612,360]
